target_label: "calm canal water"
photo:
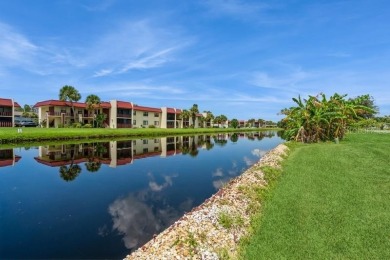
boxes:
[0,131,283,259]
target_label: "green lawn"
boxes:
[241,133,390,259]
[0,127,279,144]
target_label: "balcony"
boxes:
[0,112,12,117]
[117,113,131,118]
[117,123,132,128]
[0,121,12,127]
[47,112,71,117]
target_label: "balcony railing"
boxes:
[47,112,71,116]
[117,114,132,118]
[0,121,12,127]
[117,123,132,128]
[0,112,12,116]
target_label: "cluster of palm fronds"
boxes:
[280,93,376,143]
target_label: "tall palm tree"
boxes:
[179,109,191,128]
[203,111,214,128]
[85,94,101,127]
[59,85,81,123]
[189,104,199,127]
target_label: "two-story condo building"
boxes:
[0,98,21,127]
[34,99,202,129]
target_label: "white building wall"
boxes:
[109,100,117,128]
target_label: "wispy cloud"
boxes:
[250,68,311,92]
[84,83,185,96]
[80,0,116,12]
[88,20,191,77]
[93,69,113,77]
[0,22,38,65]
[202,0,269,18]
[119,47,176,73]
[326,51,351,58]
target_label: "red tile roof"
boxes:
[33,157,87,167]
[0,98,20,107]
[133,105,161,113]
[34,99,111,109]
[117,101,132,109]
[133,151,161,159]
[167,108,182,114]
[0,155,22,167]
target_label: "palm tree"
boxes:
[230,118,239,128]
[220,115,227,128]
[85,94,101,127]
[258,119,266,128]
[179,109,191,128]
[247,118,255,127]
[59,85,81,123]
[203,111,214,128]
[189,104,199,127]
[214,114,227,128]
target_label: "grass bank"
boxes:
[241,133,390,259]
[0,127,280,144]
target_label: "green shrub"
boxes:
[148,125,156,128]
[83,124,92,128]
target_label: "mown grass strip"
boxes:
[241,133,390,259]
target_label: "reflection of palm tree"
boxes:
[213,135,228,146]
[230,133,238,143]
[59,144,81,182]
[59,164,81,182]
[85,160,102,173]
[189,138,199,157]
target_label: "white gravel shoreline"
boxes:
[124,144,289,260]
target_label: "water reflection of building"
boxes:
[33,136,203,168]
[0,149,21,167]
[34,143,111,167]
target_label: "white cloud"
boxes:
[93,69,113,77]
[212,168,224,177]
[243,156,254,166]
[81,0,116,12]
[250,68,311,92]
[148,175,175,192]
[108,195,160,249]
[86,20,190,76]
[251,148,267,157]
[119,47,176,72]
[0,22,38,65]
[202,0,269,18]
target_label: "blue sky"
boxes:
[1,0,389,121]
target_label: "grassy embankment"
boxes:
[241,133,390,259]
[0,127,279,145]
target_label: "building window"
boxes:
[143,148,149,153]
[143,120,148,126]
[154,113,159,117]
[154,139,159,143]
[143,112,148,117]
[133,111,136,116]
[143,140,148,144]
[133,120,136,125]
[154,121,159,126]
